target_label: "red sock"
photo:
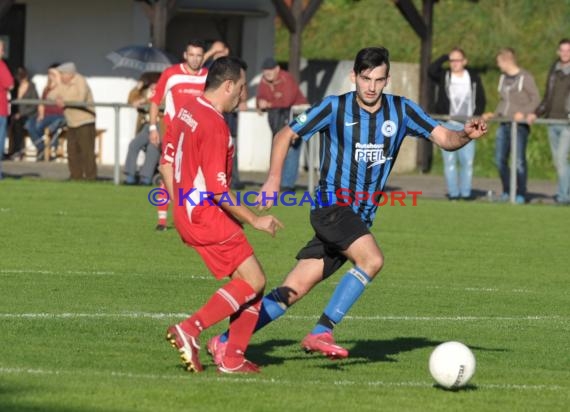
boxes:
[223,295,262,368]
[157,181,168,225]
[180,278,257,337]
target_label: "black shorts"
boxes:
[295,205,370,278]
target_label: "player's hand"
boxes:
[252,215,284,237]
[464,118,488,140]
[256,179,280,211]
[149,129,160,146]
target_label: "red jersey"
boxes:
[0,60,14,116]
[172,96,238,246]
[150,63,208,124]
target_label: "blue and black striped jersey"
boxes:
[289,91,439,226]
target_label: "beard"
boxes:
[356,88,382,108]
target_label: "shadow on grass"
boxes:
[432,383,479,392]
[247,336,441,367]
[247,339,303,366]
[0,382,101,412]
[315,336,446,369]
[2,172,40,179]
[247,337,508,370]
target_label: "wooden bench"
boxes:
[44,127,106,164]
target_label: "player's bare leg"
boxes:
[159,163,174,199]
[302,234,384,359]
[342,234,384,280]
[155,163,173,231]
[276,258,326,305]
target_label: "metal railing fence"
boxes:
[11,99,570,204]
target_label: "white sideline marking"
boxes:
[0,312,566,322]
[0,269,213,280]
[0,366,564,392]
[0,270,540,293]
[424,285,533,294]
[0,269,539,293]
[0,269,116,276]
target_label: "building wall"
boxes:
[17,0,276,167]
[19,0,148,77]
[19,0,275,78]
[175,0,276,83]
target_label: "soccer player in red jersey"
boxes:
[149,40,208,231]
[165,56,284,374]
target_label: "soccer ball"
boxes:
[429,341,476,389]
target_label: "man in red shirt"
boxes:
[149,39,208,231]
[256,57,308,190]
[165,56,283,374]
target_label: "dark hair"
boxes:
[48,62,61,70]
[139,71,161,90]
[450,47,466,58]
[353,47,390,75]
[16,66,30,82]
[497,47,516,58]
[186,39,207,53]
[205,56,248,91]
[559,38,570,46]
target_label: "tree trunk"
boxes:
[288,0,303,82]
[417,0,434,173]
[152,0,168,49]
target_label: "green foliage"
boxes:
[276,0,570,179]
[0,181,569,411]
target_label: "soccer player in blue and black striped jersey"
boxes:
[208,47,488,363]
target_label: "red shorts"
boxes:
[175,207,254,279]
[192,231,253,279]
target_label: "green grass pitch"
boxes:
[0,180,568,411]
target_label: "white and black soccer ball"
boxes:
[429,341,476,389]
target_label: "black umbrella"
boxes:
[106,45,177,72]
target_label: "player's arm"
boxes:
[149,71,168,146]
[429,119,488,151]
[213,191,284,237]
[149,101,161,146]
[257,125,299,208]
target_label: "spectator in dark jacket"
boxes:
[10,67,38,160]
[428,48,486,200]
[529,39,570,204]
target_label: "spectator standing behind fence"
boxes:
[9,67,38,160]
[528,39,570,205]
[53,62,97,181]
[0,39,14,179]
[256,57,308,191]
[483,48,540,204]
[124,72,161,185]
[26,63,66,161]
[428,48,486,200]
